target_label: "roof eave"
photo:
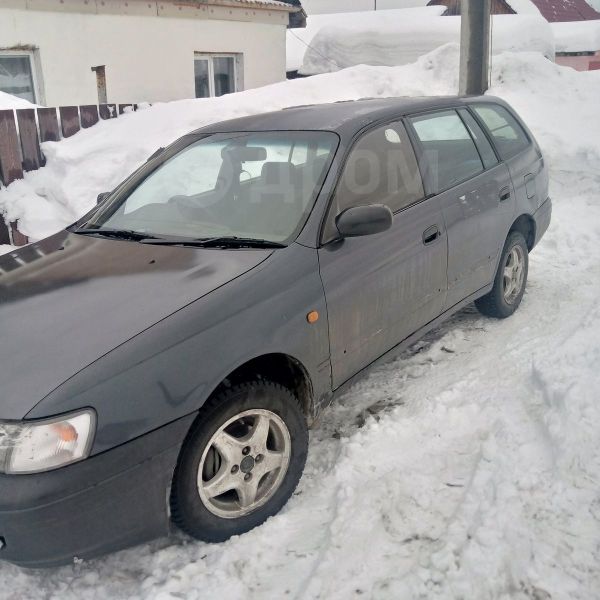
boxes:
[183,0,300,12]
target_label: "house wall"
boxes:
[0,1,288,106]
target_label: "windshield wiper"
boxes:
[73,227,159,241]
[139,236,286,248]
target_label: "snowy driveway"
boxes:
[1,47,600,599]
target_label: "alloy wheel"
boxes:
[502,245,525,305]
[197,409,291,519]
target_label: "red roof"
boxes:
[529,0,600,21]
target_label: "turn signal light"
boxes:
[307,310,319,324]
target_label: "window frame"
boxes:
[194,52,243,98]
[456,107,500,169]
[468,102,532,161]
[405,107,491,197]
[0,49,40,104]
[319,117,428,245]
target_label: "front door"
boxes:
[318,121,448,388]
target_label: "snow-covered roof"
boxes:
[287,6,446,71]
[301,0,431,13]
[298,14,555,75]
[523,0,600,21]
[551,20,600,51]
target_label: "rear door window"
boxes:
[409,110,484,194]
[472,104,530,160]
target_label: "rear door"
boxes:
[318,120,448,388]
[471,102,546,217]
[408,108,515,309]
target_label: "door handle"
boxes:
[499,187,511,202]
[422,225,441,245]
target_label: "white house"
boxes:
[0,0,299,106]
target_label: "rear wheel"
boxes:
[171,381,308,542]
[475,231,528,319]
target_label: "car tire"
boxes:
[170,380,308,542]
[475,231,529,319]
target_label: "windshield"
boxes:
[85,131,338,245]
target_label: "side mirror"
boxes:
[97,192,110,205]
[335,204,393,238]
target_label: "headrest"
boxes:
[260,162,296,185]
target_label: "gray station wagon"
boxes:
[0,96,551,567]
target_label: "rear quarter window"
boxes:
[472,104,530,160]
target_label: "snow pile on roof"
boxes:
[301,0,431,13]
[2,45,600,599]
[504,0,542,14]
[551,20,600,52]
[0,91,37,110]
[287,6,446,71]
[300,14,555,74]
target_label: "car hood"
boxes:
[0,231,273,419]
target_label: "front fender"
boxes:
[27,244,331,454]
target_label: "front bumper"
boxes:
[0,413,195,568]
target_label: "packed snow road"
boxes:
[1,47,600,599]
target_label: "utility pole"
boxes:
[459,0,491,95]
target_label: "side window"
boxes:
[324,121,424,240]
[0,53,37,103]
[410,110,484,194]
[458,108,498,169]
[472,104,530,160]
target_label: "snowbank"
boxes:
[300,14,555,74]
[286,6,445,71]
[551,20,600,53]
[1,43,595,245]
[0,91,38,109]
[2,45,600,599]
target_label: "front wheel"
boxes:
[475,231,529,319]
[170,380,308,542]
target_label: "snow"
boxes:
[504,0,542,15]
[287,6,446,71]
[300,14,555,74]
[301,0,431,14]
[0,91,37,110]
[551,20,600,53]
[2,45,600,598]
[0,245,16,256]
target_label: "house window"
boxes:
[0,52,37,103]
[194,53,241,98]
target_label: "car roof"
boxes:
[191,95,503,141]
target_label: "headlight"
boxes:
[0,409,96,474]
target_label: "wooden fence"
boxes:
[0,103,139,246]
